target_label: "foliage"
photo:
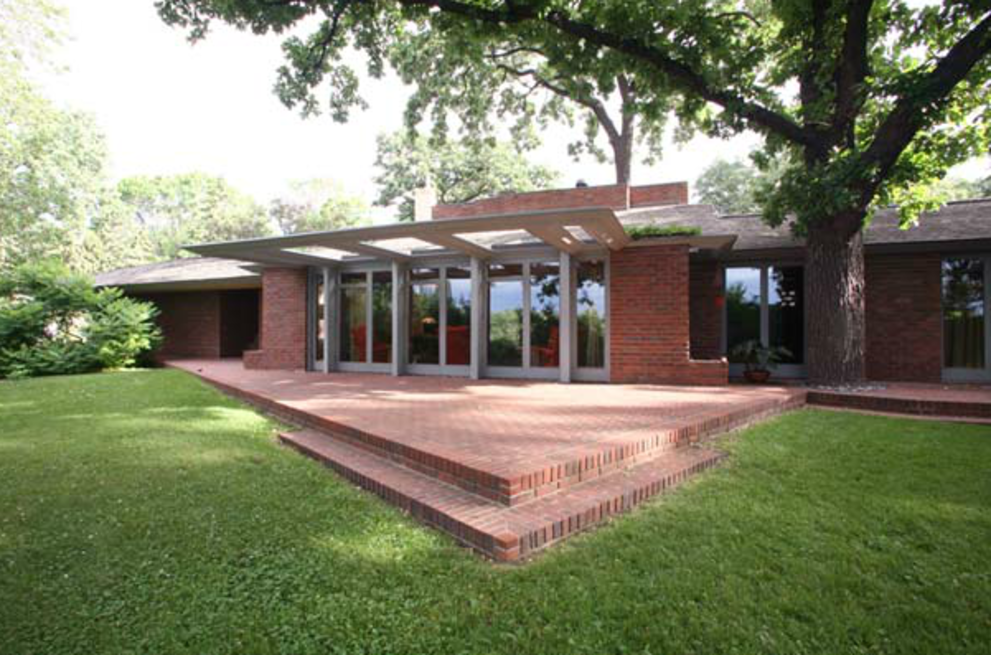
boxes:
[156,0,991,233]
[270,179,369,234]
[117,173,275,260]
[728,339,792,373]
[387,28,670,183]
[625,224,702,240]
[0,59,109,274]
[695,159,783,215]
[2,372,991,653]
[0,261,161,379]
[373,132,559,220]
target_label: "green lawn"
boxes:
[1,371,989,655]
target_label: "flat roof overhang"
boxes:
[185,207,736,268]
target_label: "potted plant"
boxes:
[729,340,792,383]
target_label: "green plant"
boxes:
[0,261,161,378]
[625,224,702,240]
[729,339,792,373]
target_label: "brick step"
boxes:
[807,390,991,420]
[197,371,802,506]
[280,428,725,561]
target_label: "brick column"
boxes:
[243,267,308,370]
[610,244,727,385]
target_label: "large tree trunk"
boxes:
[804,213,868,385]
[613,132,632,185]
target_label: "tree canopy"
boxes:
[270,179,369,234]
[373,132,558,220]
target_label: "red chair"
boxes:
[531,326,559,367]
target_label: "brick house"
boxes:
[96,182,991,385]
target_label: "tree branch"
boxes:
[398,0,819,148]
[858,11,991,202]
[831,0,874,145]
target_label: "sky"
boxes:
[40,0,989,223]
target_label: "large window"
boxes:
[943,258,986,370]
[488,264,524,367]
[577,260,606,369]
[340,272,368,363]
[409,268,441,365]
[725,265,805,372]
[725,267,761,360]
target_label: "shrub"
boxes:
[625,224,703,240]
[0,262,161,379]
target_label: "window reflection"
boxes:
[488,264,523,366]
[943,258,985,369]
[445,267,471,366]
[725,267,761,362]
[577,260,606,368]
[529,262,560,367]
[409,268,440,365]
[340,272,367,363]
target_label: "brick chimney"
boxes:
[431,181,688,220]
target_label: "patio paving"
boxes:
[170,359,806,560]
[806,383,991,420]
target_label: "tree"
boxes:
[157,0,991,384]
[374,132,558,220]
[695,160,765,215]
[0,0,108,275]
[117,173,274,260]
[270,179,369,234]
[388,29,671,184]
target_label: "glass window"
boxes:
[409,268,440,365]
[577,260,606,368]
[372,271,392,364]
[445,267,471,366]
[529,262,560,367]
[315,277,325,363]
[340,273,367,363]
[488,263,523,366]
[943,258,985,369]
[725,267,762,362]
[768,266,803,364]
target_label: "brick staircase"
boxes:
[274,390,805,561]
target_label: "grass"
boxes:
[1,370,989,655]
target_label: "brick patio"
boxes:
[807,383,991,420]
[170,359,807,560]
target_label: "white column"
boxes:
[322,267,332,373]
[470,257,486,380]
[559,252,574,383]
[391,261,407,376]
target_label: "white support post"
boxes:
[391,261,407,376]
[559,251,574,383]
[322,267,332,373]
[470,257,486,380]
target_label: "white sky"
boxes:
[40,0,989,223]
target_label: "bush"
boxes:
[0,262,161,379]
[625,224,702,240]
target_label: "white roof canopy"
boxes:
[187,206,735,268]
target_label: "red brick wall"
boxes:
[432,182,688,219]
[689,258,723,360]
[245,268,308,370]
[865,253,942,382]
[135,291,222,360]
[610,244,728,384]
[630,183,689,208]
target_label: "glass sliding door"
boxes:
[942,257,989,380]
[576,259,606,370]
[768,266,804,364]
[445,267,472,366]
[724,264,806,377]
[529,262,560,367]
[339,272,368,363]
[488,264,524,367]
[409,268,441,365]
[371,271,392,364]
